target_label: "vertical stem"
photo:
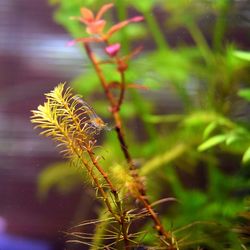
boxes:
[117,70,126,111]
[116,0,130,53]
[83,43,117,107]
[83,43,177,248]
[213,3,228,52]
[54,120,118,220]
[87,149,130,249]
[186,21,213,65]
[144,10,169,51]
[60,93,130,248]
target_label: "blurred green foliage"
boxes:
[41,0,250,248]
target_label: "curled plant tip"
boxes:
[105,43,121,57]
[30,83,103,157]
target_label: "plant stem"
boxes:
[116,0,130,53]
[83,43,178,248]
[59,89,130,248]
[84,43,134,170]
[117,70,126,111]
[144,10,169,51]
[51,116,118,221]
[83,44,117,107]
[86,150,130,249]
[213,3,228,52]
[186,21,213,65]
[87,148,130,247]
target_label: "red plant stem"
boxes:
[84,44,135,172]
[84,43,116,108]
[52,119,118,221]
[87,150,130,249]
[117,67,126,111]
[83,42,177,248]
[60,92,130,248]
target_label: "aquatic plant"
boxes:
[31,3,178,249]
[33,1,250,249]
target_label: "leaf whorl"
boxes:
[31,83,98,157]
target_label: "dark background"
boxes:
[0,1,91,249]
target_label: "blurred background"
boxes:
[0,0,250,249]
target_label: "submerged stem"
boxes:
[87,150,130,249]
[83,42,178,248]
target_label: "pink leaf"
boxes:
[105,43,121,57]
[129,16,144,22]
[67,37,104,46]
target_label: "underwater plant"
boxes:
[31,3,178,250]
[32,1,250,249]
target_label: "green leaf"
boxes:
[38,162,82,199]
[71,71,100,96]
[127,0,155,12]
[238,88,250,102]
[140,143,187,175]
[203,121,217,139]
[233,50,250,61]
[225,133,239,146]
[242,147,250,164]
[198,134,226,151]
[144,114,183,124]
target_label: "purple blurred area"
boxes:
[0,233,51,250]
[0,0,92,249]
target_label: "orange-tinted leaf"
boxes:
[106,20,130,37]
[86,20,106,34]
[126,84,148,90]
[106,16,144,38]
[80,7,94,22]
[95,3,114,21]
[122,46,143,62]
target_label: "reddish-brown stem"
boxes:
[87,150,116,192]
[81,156,116,219]
[51,118,117,221]
[83,42,177,248]
[59,92,130,248]
[87,149,130,249]
[84,43,135,170]
[116,63,126,111]
[83,43,117,108]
